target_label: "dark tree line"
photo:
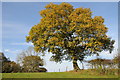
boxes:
[1,52,21,73]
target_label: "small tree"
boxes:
[17,46,39,65]
[26,2,115,70]
[17,47,47,72]
[22,55,46,72]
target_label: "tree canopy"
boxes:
[17,47,47,72]
[26,2,115,70]
[22,55,46,72]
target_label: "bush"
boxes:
[38,67,47,72]
[2,61,21,73]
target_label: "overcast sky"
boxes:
[1,2,118,72]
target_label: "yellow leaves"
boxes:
[26,2,114,56]
[48,37,59,43]
[60,2,73,8]
[34,46,40,52]
[68,42,73,47]
[69,10,92,24]
[68,41,76,47]
[74,37,79,40]
[76,30,81,33]
[87,43,93,47]
[60,2,74,12]
[68,26,76,32]
[45,2,58,9]
[26,36,30,42]
[36,38,44,45]
[93,16,104,24]
[56,42,64,46]
[70,7,91,16]
[48,25,53,29]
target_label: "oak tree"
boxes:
[26,3,115,70]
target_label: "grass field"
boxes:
[2,70,118,78]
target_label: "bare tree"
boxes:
[17,46,42,66]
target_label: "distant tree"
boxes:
[1,52,21,73]
[22,55,47,72]
[26,2,115,70]
[1,52,11,73]
[0,52,10,62]
[17,46,39,65]
[3,61,21,73]
[87,58,113,69]
[17,47,47,72]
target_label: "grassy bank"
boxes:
[2,70,118,78]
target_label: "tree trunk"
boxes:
[73,58,80,71]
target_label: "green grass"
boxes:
[2,70,118,78]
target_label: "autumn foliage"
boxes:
[26,3,115,70]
